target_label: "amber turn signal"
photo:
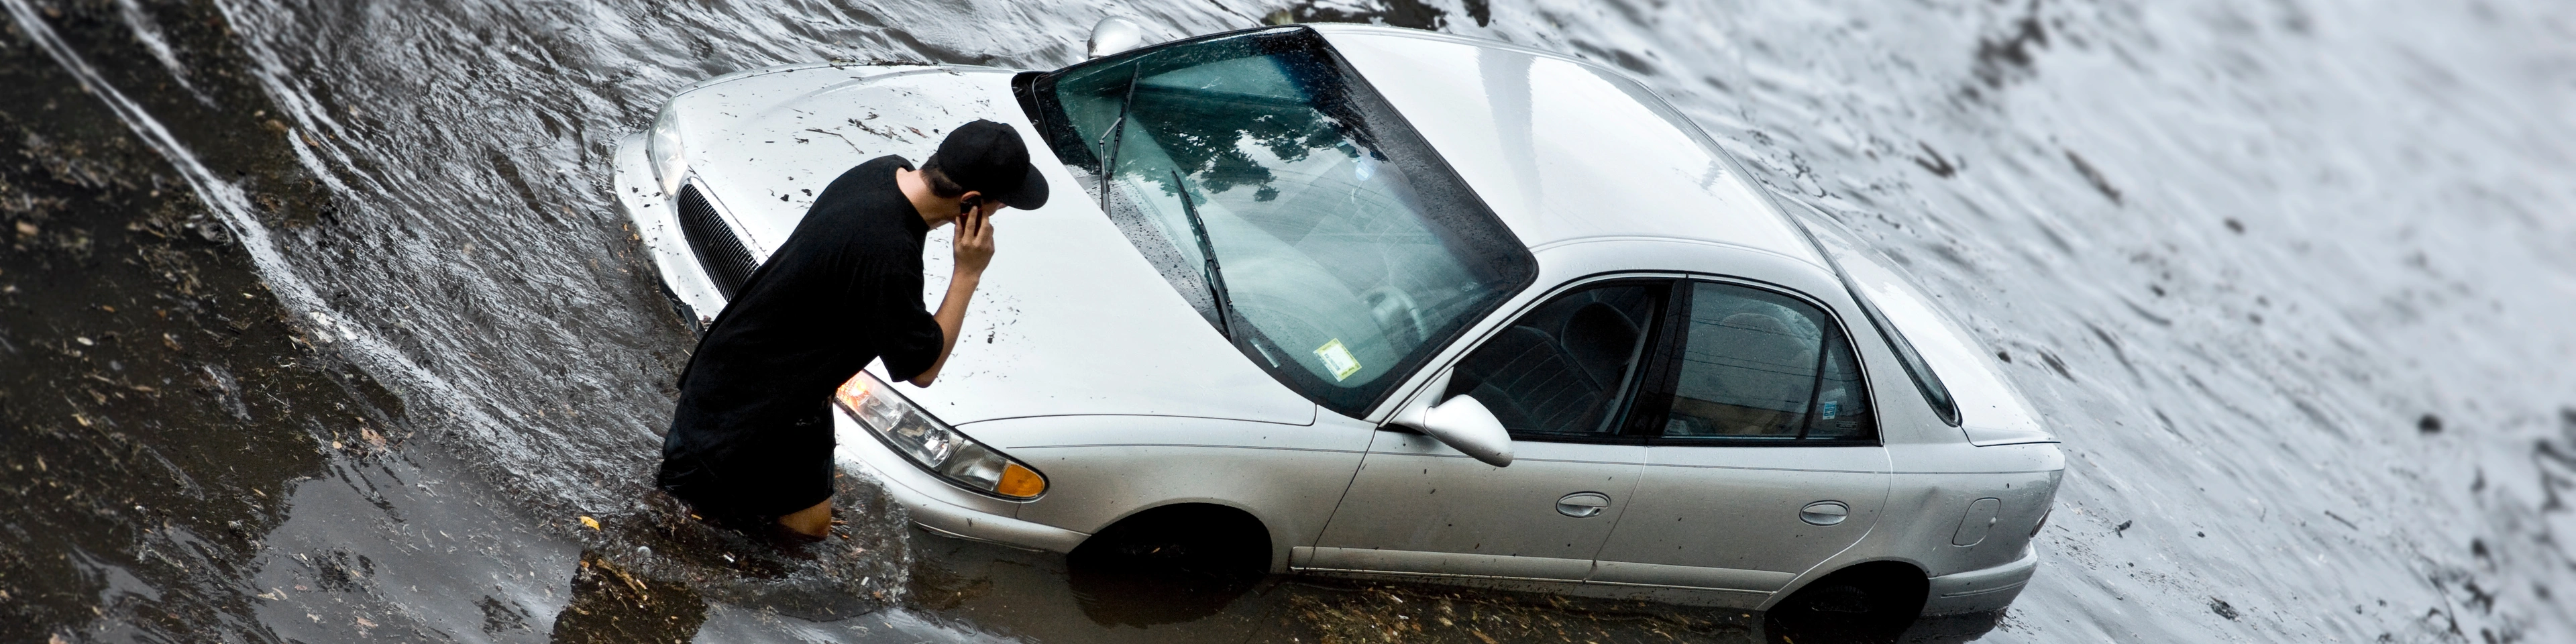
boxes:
[996,463,1047,498]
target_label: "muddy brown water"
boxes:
[2,0,2572,643]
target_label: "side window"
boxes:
[1446,282,1663,439]
[1661,282,1873,441]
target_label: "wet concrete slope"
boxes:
[0,1,940,642]
[0,4,395,639]
[2,0,2573,643]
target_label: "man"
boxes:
[657,119,1048,539]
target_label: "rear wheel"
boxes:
[1764,561,1928,643]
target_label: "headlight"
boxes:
[647,104,689,196]
[835,371,1048,500]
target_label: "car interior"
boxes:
[1664,282,1874,441]
[1447,284,1660,437]
[1440,280,1884,443]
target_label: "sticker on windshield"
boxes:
[1314,339,1362,381]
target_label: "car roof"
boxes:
[1312,25,1826,268]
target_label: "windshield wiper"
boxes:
[1171,170,1235,339]
[1094,66,1141,216]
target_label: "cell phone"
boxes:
[958,196,983,215]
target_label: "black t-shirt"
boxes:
[663,155,945,463]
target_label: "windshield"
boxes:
[1027,26,1536,416]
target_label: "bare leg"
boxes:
[777,498,833,537]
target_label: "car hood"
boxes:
[662,64,1318,428]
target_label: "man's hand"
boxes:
[915,203,999,386]
[953,204,996,276]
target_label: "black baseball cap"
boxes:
[932,119,1050,210]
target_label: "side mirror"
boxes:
[1414,395,1513,467]
[1390,372,1513,467]
[1087,17,1146,59]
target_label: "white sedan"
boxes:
[612,21,2061,619]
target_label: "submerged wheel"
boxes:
[1065,504,1271,626]
[1766,561,1929,643]
[1070,504,1269,574]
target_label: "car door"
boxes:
[1306,279,1668,582]
[1590,280,1893,594]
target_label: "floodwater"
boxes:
[3,0,2571,642]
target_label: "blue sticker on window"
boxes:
[1821,401,1839,419]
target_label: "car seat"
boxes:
[1454,294,1643,435]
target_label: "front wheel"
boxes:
[1064,505,1270,627]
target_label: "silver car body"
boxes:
[610,24,2061,615]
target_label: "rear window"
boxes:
[1026,26,1536,416]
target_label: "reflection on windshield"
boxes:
[1032,26,1535,415]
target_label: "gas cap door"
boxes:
[1952,497,2003,546]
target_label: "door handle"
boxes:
[1556,492,1611,518]
[1801,500,1850,526]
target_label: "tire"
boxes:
[1063,504,1269,627]
[1764,562,1929,643]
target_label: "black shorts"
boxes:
[656,409,836,527]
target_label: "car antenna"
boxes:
[1172,169,1234,339]
[1095,65,1142,217]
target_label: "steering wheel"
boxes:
[1361,286,1432,345]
